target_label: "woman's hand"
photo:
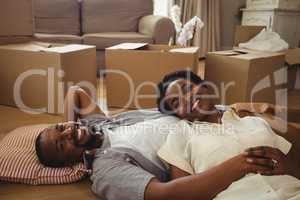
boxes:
[243,146,293,176]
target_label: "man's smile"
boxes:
[75,126,90,146]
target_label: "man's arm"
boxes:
[145,154,275,200]
[63,86,105,122]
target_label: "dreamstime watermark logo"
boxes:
[13,67,289,132]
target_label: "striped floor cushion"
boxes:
[0,124,87,185]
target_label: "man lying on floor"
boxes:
[35,70,300,200]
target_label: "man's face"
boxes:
[164,79,215,121]
[38,122,96,166]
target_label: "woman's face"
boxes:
[164,79,216,121]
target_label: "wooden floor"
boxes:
[0,180,99,200]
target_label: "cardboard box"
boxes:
[286,48,300,90]
[0,0,34,37]
[205,50,286,105]
[105,43,199,109]
[0,42,97,114]
[286,48,300,66]
[235,26,300,91]
[206,25,300,105]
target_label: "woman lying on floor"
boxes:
[35,70,300,200]
[155,70,300,199]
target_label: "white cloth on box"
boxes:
[158,109,300,200]
[238,28,289,52]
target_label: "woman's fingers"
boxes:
[244,146,280,158]
[260,170,275,176]
[246,161,273,174]
[246,157,275,169]
[245,156,279,175]
[243,146,290,176]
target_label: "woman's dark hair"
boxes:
[157,70,203,115]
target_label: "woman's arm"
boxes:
[169,165,191,179]
[146,154,276,200]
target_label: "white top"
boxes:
[157,110,300,200]
[104,116,179,170]
[158,110,291,174]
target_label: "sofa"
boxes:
[33,0,175,74]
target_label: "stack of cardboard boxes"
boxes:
[105,27,299,110]
[0,0,97,114]
[104,26,299,110]
[1,0,298,112]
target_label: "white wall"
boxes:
[153,0,171,16]
[220,0,246,50]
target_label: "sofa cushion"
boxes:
[34,33,83,44]
[83,32,153,50]
[81,0,153,33]
[34,0,80,35]
[0,124,87,185]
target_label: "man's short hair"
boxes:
[157,70,203,115]
[35,127,65,168]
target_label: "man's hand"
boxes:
[244,146,293,176]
